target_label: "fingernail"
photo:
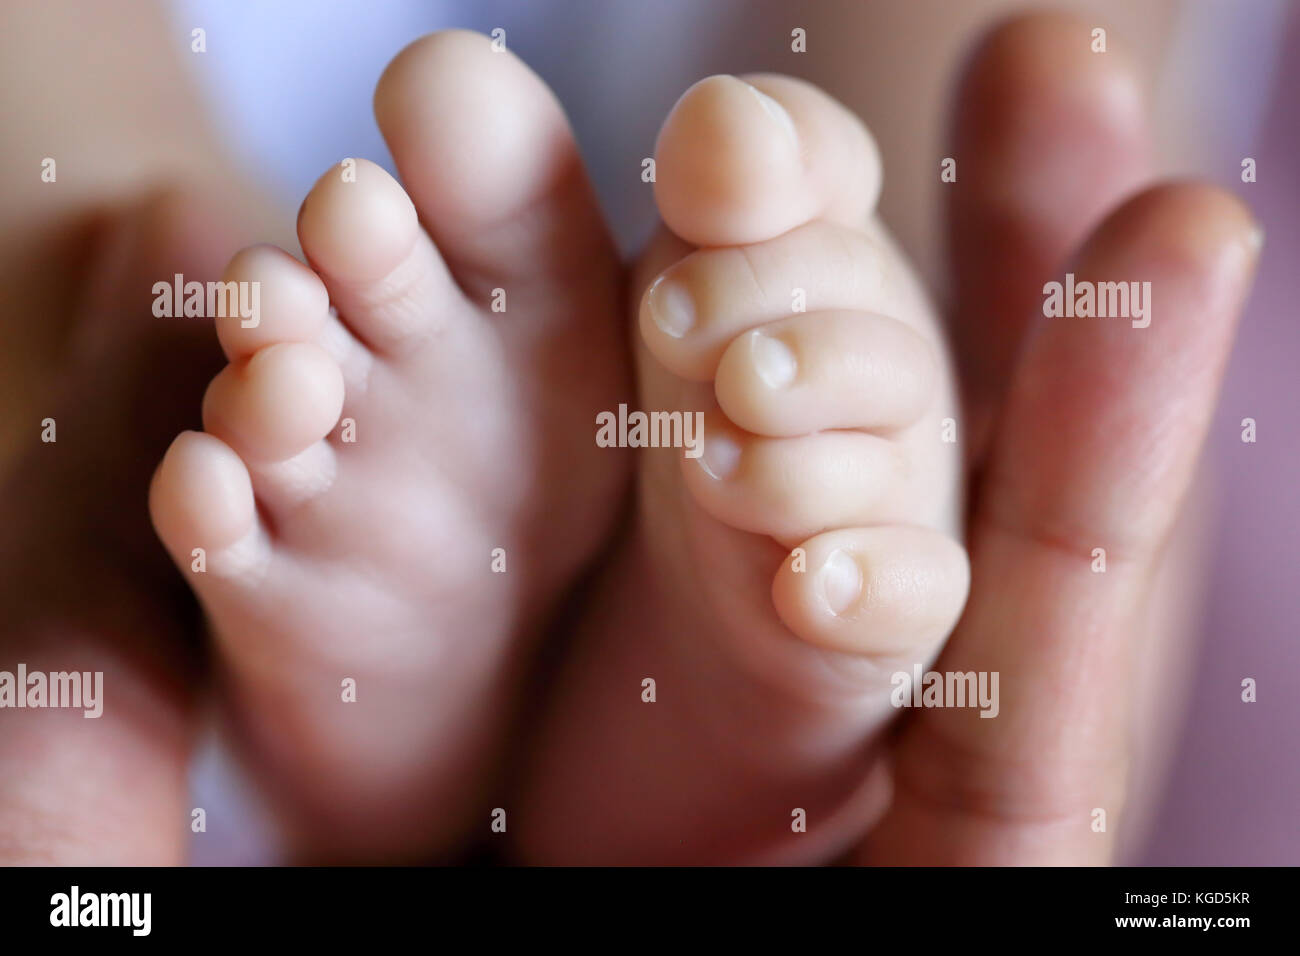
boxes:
[699,431,741,480]
[820,549,862,616]
[647,276,694,338]
[744,82,798,145]
[751,331,796,388]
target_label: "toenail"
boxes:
[1246,223,1265,253]
[648,276,695,338]
[750,331,797,388]
[820,549,863,616]
[743,81,798,146]
[698,431,741,481]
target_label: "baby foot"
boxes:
[513,75,968,863]
[149,31,627,861]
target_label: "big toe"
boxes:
[373,29,618,299]
[654,74,882,247]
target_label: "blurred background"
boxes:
[126,0,1300,863]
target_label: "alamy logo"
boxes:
[890,664,1000,718]
[1043,272,1151,328]
[595,404,704,458]
[152,273,260,327]
[0,664,102,718]
[50,886,151,936]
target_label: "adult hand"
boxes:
[858,13,1261,864]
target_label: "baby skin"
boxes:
[1,14,1260,866]
[149,32,629,861]
[513,76,970,864]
